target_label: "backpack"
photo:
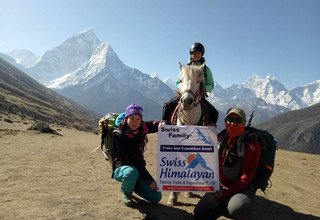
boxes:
[219,127,277,192]
[240,127,277,192]
[98,112,120,163]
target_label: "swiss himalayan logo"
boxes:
[185,153,212,171]
[180,127,212,145]
[180,127,213,171]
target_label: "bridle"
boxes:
[177,83,204,110]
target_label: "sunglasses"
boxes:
[225,116,244,124]
[190,51,201,55]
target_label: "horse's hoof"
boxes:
[167,193,178,206]
[167,197,177,206]
[184,192,195,198]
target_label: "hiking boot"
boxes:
[121,192,133,206]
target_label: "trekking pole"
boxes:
[89,146,100,154]
[145,157,152,166]
[247,110,254,127]
[89,146,109,160]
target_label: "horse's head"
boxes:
[177,64,206,110]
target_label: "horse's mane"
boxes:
[178,64,205,82]
[178,64,206,97]
[171,64,208,125]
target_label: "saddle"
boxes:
[170,100,217,126]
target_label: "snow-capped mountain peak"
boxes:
[85,43,110,73]
[150,72,158,78]
[79,28,99,42]
[27,29,101,83]
[6,49,39,68]
[47,43,117,88]
[163,77,177,91]
[289,80,320,107]
[243,74,289,106]
[14,28,319,126]
[244,74,279,90]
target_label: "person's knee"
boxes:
[228,205,253,220]
[228,194,253,220]
[150,192,162,204]
[122,166,139,184]
[194,193,222,220]
[194,201,207,220]
[194,202,208,220]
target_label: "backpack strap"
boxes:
[110,129,120,179]
[100,126,108,151]
[237,128,258,157]
[217,129,228,150]
[218,128,258,154]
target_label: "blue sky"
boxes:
[0,0,319,89]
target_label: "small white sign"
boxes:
[157,125,220,192]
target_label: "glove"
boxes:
[115,113,125,127]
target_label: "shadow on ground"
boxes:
[131,196,194,220]
[130,195,319,220]
[253,196,320,220]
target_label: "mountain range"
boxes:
[208,77,320,128]
[46,43,174,119]
[1,29,319,153]
[27,29,101,84]
[5,29,319,121]
[11,29,318,123]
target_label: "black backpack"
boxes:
[219,127,277,192]
[240,127,277,192]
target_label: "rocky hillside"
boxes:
[258,102,320,154]
[0,58,100,131]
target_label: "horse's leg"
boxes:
[184,192,195,198]
[167,192,179,206]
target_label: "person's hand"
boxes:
[159,120,167,126]
[149,181,158,192]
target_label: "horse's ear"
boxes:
[179,62,182,69]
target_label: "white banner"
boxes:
[157,125,220,192]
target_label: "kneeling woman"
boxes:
[113,103,162,206]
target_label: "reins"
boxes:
[177,88,202,110]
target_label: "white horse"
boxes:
[176,63,206,125]
[167,63,214,206]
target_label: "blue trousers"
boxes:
[114,165,162,204]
